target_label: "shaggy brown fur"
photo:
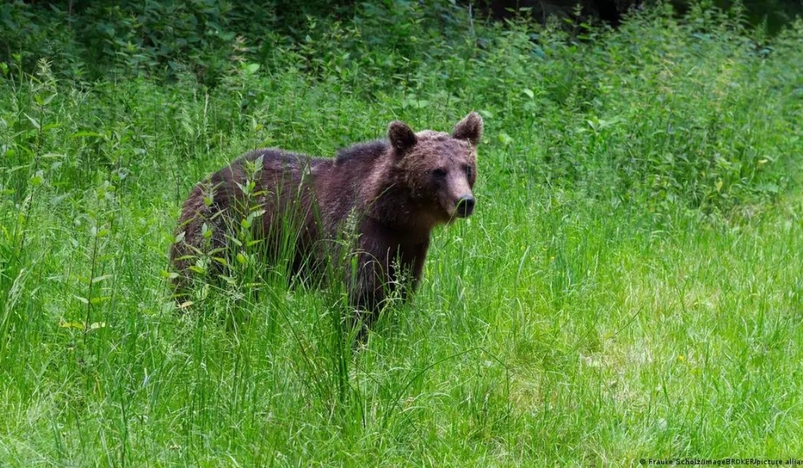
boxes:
[171,112,483,328]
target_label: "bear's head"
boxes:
[386,112,483,226]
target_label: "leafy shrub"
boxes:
[0,2,85,79]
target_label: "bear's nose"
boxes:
[456,196,475,218]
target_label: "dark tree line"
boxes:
[2,0,800,84]
[484,0,801,31]
[13,0,803,30]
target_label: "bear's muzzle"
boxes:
[455,195,475,218]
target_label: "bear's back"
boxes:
[334,140,388,166]
[311,140,389,234]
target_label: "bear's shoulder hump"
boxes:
[335,140,388,165]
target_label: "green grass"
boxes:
[2,5,803,466]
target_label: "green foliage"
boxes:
[663,0,803,33]
[1,0,280,84]
[0,2,84,79]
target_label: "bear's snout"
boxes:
[455,195,475,218]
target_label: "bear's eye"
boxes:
[432,168,447,178]
[465,165,473,178]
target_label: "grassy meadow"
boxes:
[2,3,803,466]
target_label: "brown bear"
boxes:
[171,112,482,328]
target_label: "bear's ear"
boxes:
[388,121,417,154]
[452,112,483,147]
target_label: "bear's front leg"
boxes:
[348,250,389,333]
